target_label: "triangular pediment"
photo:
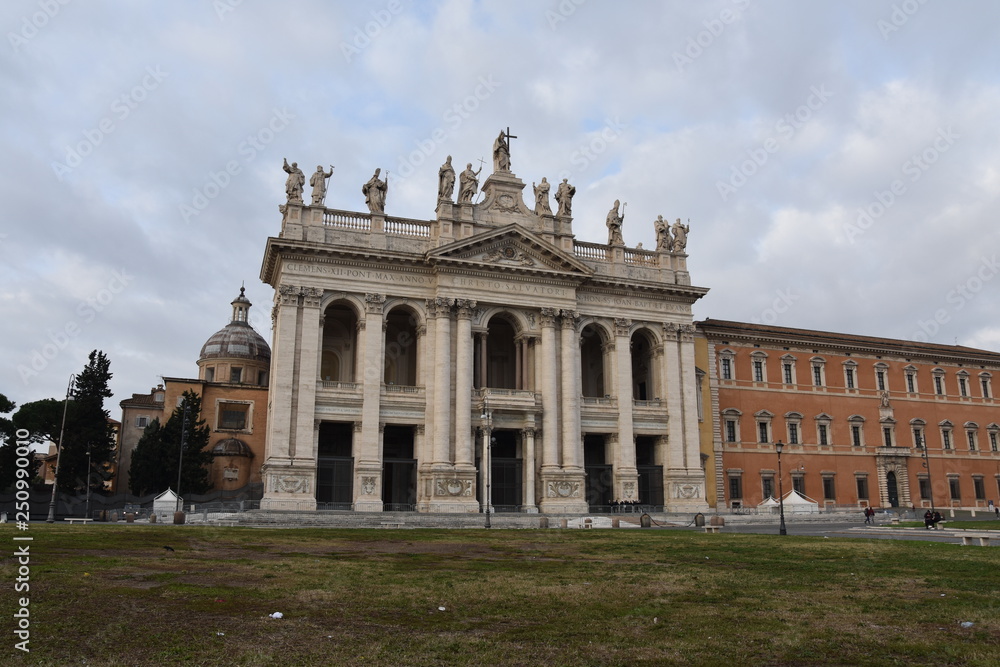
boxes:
[427,225,593,277]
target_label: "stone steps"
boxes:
[226,510,663,529]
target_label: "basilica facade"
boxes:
[258,137,710,514]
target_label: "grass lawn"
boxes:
[3,524,998,666]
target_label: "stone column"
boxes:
[293,288,323,461]
[454,299,477,469]
[432,297,453,467]
[560,310,582,472]
[539,308,560,471]
[356,293,386,512]
[613,318,638,500]
[478,332,489,389]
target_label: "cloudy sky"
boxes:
[3,0,999,417]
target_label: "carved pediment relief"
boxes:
[427,225,593,277]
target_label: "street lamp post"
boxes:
[776,440,787,536]
[46,374,76,523]
[480,400,492,529]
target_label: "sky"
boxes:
[3,0,1000,420]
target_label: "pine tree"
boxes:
[56,351,116,494]
[128,390,213,497]
[0,393,41,492]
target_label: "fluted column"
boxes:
[454,299,477,469]
[539,308,560,470]
[560,310,582,472]
[432,297,454,467]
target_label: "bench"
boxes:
[704,525,721,534]
[379,522,403,529]
[64,518,93,524]
[959,533,992,547]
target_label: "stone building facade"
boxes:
[698,319,1000,511]
[259,139,710,514]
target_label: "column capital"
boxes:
[364,293,386,314]
[662,321,679,336]
[560,310,580,329]
[679,323,696,342]
[540,307,558,327]
[614,317,631,337]
[456,299,478,318]
[521,427,536,437]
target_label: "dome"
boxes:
[198,287,271,364]
[211,438,254,457]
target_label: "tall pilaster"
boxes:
[432,297,453,467]
[664,322,708,512]
[560,310,582,472]
[261,285,322,511]
[613,317,638,500]
[454,299,477,469]
[539,308,560,472]
[355,293,386,512]
[522,426,538,512]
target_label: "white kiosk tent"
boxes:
[152,488,182,522]
[757,490,820,514]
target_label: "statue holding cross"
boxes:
[493,127,516,172]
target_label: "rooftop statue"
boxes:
[555,178,575,217]
[438,156,456,202]
[533,177,552,215]
[362,168,387,214]
[282,158,305,204]
[310,165,334,206]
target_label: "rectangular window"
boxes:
[913,428,924,449]
[949,478,961,501]
[813,366,823,386]
[959,377,968,397]
[762,476,774,500]
[721,358,732,380]
[934,376,944,395]
[822,477,836,500]
[728,476,743,500]
[919,478,931,500]
[876,371,886,391]
[982,378,991,398]
[204,367,215,382]
[856,477,869,500]
[792,476,804,495]
[882,427,893,447]
[851,425,862,447]
[725,421,737,443]
[219,403,249,430]
[967,432,977,451]
[758,422,769,443]
[230,367,243,383]
[818,424,829,446]
[135,416,148,428]
[753,360,764,382]
[943,431,952,450]
[783,363,793,384]
[990,432,998,452]
[845,368,855,389]
[788,423,799,445]
[906,374,916,393]
[974,477,985,501]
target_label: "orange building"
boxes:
[698,319,1000,513]
[117,288,270,494]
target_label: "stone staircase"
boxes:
[219,510,672,529]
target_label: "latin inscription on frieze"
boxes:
[284,263,430,285]
[578,293,689,313]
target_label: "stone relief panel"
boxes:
[271,474,311,495]
[546,481,582,498]
[435,478,473,497]
[672,482,702,499]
